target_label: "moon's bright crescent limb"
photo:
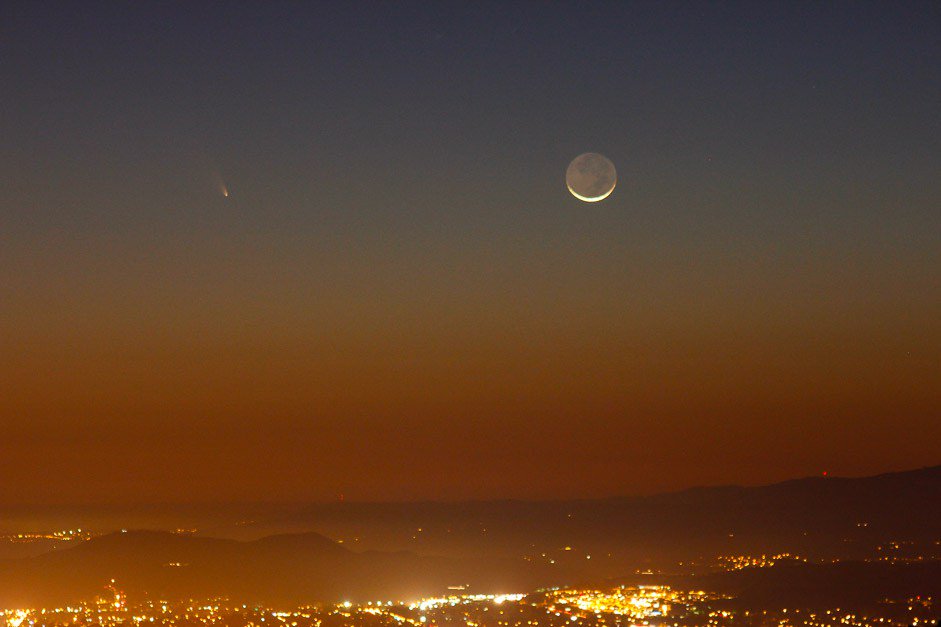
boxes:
[566,180,616,202]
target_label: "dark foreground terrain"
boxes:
[1,465,939,605]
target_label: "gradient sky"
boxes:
[1,2,939,505]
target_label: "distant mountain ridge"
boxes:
[1,464,938,605]
[269,464,941,561]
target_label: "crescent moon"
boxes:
[565,153,617,202]
[567,183,616,203]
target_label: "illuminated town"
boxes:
[0,530,98,545]
[2,583,936,627]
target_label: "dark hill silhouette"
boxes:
[0,530,546,606]
[0,530,350,605]
[1,465,938,605]
[673,560,941,608]
[270,464,941,565]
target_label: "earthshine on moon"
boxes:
[566,153,616,202]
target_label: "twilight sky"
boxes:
[1,2,939,505]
